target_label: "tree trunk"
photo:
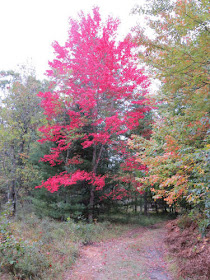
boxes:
[144,191,148,216]
[10,180,16,215]
[10,145,17,215]
[88,144,97,223]
[139,197,143,214]
[88,143,104,223]
[88,187,94,223]
[134,193,137,213]
[163,198,167,213]
[155,201,158,214]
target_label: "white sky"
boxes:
[0,0,146,80]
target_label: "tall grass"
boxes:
[0,209,135,279]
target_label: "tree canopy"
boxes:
[131,0,209,229]
[36,7,152,221]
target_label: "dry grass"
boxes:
[1,213,133,279]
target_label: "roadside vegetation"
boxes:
[0,204,129,279]
[0,204,172,280]
[1,204,209,279]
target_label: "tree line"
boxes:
[0,0,209,229]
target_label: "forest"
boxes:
[0,0,209,279]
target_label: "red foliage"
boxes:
[121,156,147,172]
[100,188,130,200]
[36,7,152,196]
[35,170,106,193]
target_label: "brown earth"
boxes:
[64,222,176,280]
[165,219,210,280]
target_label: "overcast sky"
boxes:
[0,0,146,79]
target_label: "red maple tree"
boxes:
[36,7,152,221]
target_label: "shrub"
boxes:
[66,218,105,244]
[0,205,49,279]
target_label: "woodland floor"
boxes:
[64,222,176,280]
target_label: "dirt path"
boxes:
[64,223,175,280]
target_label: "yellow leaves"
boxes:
[132,0,209,215]
[137,174,161,188]
[160,175,188,188]
[155,174,189,205]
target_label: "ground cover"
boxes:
[64,221,175,280]
[1,211,208,280]
[165,217,210,280]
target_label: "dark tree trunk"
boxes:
[88,144,97,223]
[88,142,104,223]
[139,197,143,214]
[88,187,94,223]
[144,191,148,216]
[10,145,17,215]
[10,180,16,216]
[155,201,158,214]
[134,194,137,213]
[164,202,167,213]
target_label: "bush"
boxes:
[14,245,50,279]
[0,209,134,279]
[0,205,49,279]
[65,217,106,244]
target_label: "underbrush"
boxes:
[0,208,131,280]
[165,215,210,280]
[99,211,173,226]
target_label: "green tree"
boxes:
[132,0,209,227]
[0,69,48,214]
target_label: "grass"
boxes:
[99,211,174,226]
[165,255,184,280]
[0,211,135,279]
[0,206,172,279]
